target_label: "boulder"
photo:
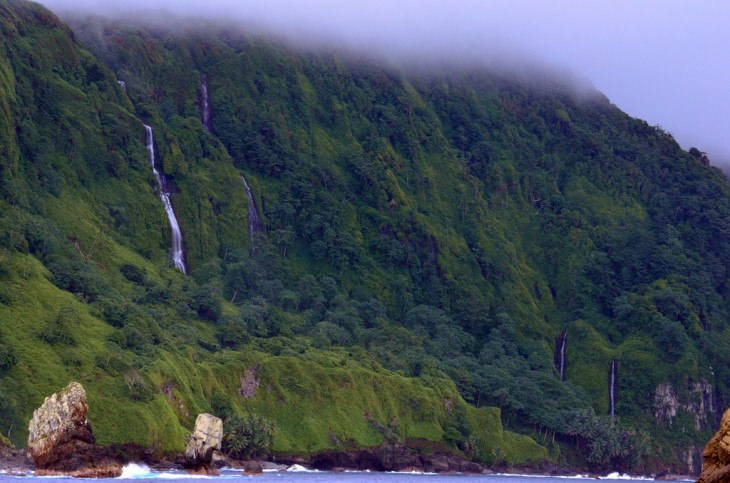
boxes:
[698,407,730,483]
[184,413,223,471]
[242,459,263,475]
[27,382,122,478]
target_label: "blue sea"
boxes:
[0,463,693,482]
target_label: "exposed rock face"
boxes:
[682,445,701,476]
[655,383,681,423]
[698,407,730,483]
[184,413,223,472]
[240,368,259,398]
[654,379,714,431]
[27,382,122,478]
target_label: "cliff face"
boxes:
[698,408,730,483]
[655,379,715,431]
[0,0,728,472]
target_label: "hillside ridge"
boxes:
[0,0,728,474]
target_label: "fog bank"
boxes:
[39,0,730,166]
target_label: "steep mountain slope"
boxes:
[0,0,544,467]
[0,0,728,473]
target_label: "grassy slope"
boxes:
[0,1,547,466]
[0,246,544,464]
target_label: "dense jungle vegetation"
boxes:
[0,0,728,473]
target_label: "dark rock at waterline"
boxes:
[307,443,486,473]
[0,444,33,475]
[27,382,122,478]
[186,465,220,476]
[243,459,263,475]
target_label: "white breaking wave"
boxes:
[286,464,317,472]
[157,473,213,479]
[493,473,651,480]
[602,472,653,480]
[119,463,155,479]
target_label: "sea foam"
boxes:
[119,463,155,479]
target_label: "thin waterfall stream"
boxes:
[196,76,263,255]
[554,330,567,382]
[144,124,187,274]
[200,74,212,131]
[609,360,617,419]
[241,175,263,253]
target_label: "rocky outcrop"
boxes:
[0,436,32,475]
[654,379,714,431]
[307,444,485,473]
[27,382,122,478]
[243,459,263,475]
[184,413,223,474]
[698,407,730,483]
[240,368,259,398]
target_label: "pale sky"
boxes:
[39,0,730,167]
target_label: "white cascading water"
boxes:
[241,175,263,253]
[609,360,617,419]
[144,124,187,274]
[200,74,212,131]
[118,80,126,92]
[559,331,567,382]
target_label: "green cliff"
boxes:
[0,0,727,473]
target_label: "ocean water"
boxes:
[0,463,693,482]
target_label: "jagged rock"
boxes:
[211,449,230,468]
[27,382,122,478]
[186,465,220,476]
[184,413,223,472]
[243,459,263,475]
[307,444,485,473]
[698,407,730,483]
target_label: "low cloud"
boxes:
[39,0,730,167]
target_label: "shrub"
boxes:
[124,369,153,401]
[222,415,275,460]
[191,282,222,321]
[0,341,18,370]
[39,308,78,345]
[120,263,146,284]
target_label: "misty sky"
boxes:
[40,0,730,166]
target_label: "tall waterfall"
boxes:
[609,360,618,419]
[241,175,263,253]
[144,124,187,274]
[118,80,127,92]
[554,330,567,381]
[200,74,212,131]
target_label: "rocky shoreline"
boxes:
[0,382,698,480]
[0,443,697,480]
